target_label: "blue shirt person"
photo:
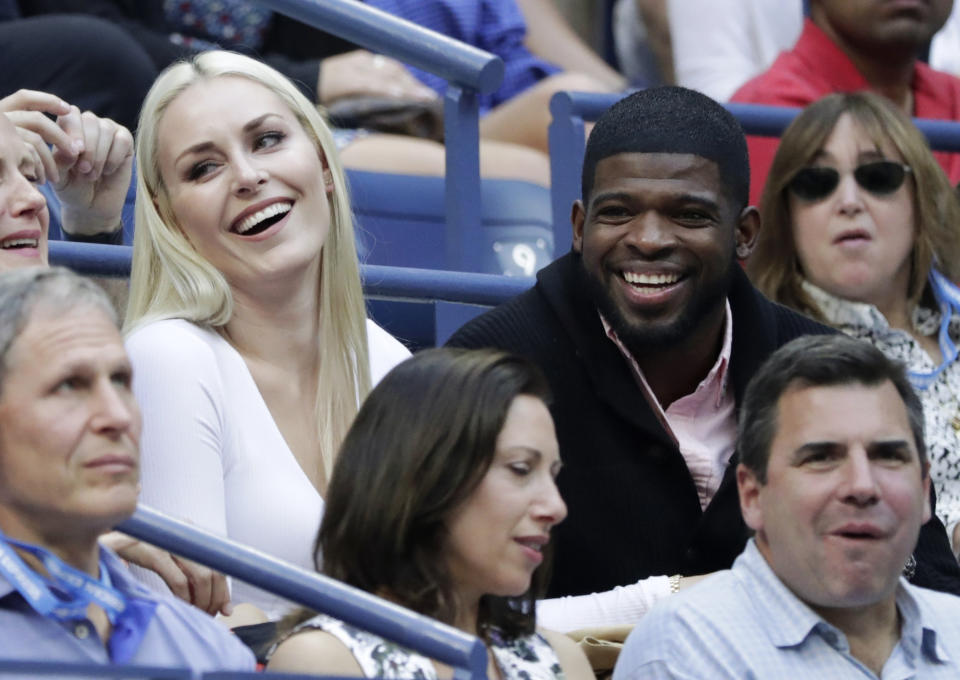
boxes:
[614,335,960,679]
[616,540,959,679]
[0,546,253,670]
[0,268,253,674]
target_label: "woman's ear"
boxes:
[323,168,334,193]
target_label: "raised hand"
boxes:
[50,105,133,237]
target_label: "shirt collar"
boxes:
[737,539,948,663]
[802,279,943,337]
[600,299,733,409]
[736,540,826,648]
[0,544,164,602]
[802,280,890,331]
[894,582,952,664]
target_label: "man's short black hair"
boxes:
[738,335,927,484]
[581,86,751,212]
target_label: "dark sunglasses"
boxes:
[787,161,912,202]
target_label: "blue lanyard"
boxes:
[0,533,127,624]
[908,268,960,391]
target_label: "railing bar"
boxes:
[255,0,503,93]
[118,506,489,679]
[559,92,960,152]
[48,243,534,306]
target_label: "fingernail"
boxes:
[222,602,234,616]
[78,160,93,174]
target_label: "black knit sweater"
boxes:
[447,253,960,598]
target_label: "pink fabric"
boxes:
[601,302,737,510]
[731,19,960,206]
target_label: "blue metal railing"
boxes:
[35,245,514,677]
[48,242,533,307]
[257,0,504,272]
[547,92,960,254]
[0,661,191,678]
[0,661,363,680]
[117,506,488,680]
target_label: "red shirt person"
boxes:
[732,0,959,205]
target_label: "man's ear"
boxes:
[737,462,765,532]
[571,200,586,254]
[735,206,761,260]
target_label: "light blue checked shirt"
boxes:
[614,539,960,679]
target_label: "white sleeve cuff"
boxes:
[536,575,673,632]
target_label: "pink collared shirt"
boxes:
[601,301,737,510]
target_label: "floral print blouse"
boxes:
[804,281,960,543]
[267,612,565,679]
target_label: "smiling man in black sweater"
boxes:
[447,87,960,612]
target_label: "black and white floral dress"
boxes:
[267,612,565,679]
[805,281,960,545]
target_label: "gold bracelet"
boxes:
[669,574,682,594]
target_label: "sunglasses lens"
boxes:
[854,161,907,195]
[788,167,839,201]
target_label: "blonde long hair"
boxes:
[125,51,371,478]
[748,91,960,321]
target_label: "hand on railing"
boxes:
[101,531,233,617]
[318,49,437,104]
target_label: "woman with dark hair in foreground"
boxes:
[267,348,592,679]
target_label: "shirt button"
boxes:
[74,623,90,640]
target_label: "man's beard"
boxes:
[578,253,735,359]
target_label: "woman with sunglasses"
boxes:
[748,91,960,556]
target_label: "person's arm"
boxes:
[514,0,626,90]
[267,629,365,676]
[537,573,713,631]
[316,49,436,104]
[668,0,802,101]
[633,0,674,85]
[124,321,235,613]
[100,532,231,616]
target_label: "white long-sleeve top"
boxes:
[125,318,410,619]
